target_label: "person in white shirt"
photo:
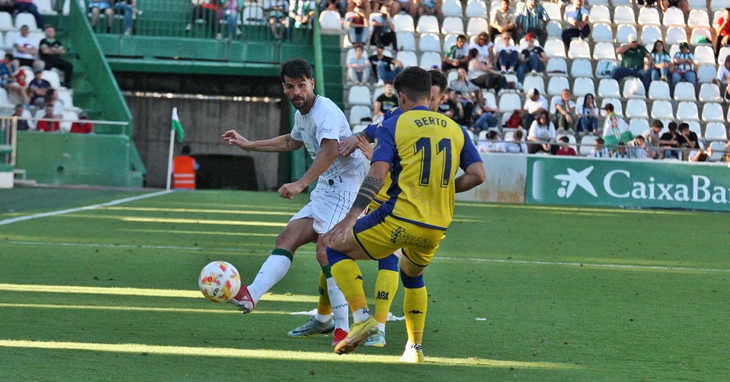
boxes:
[561,0,590,48]
[518,88,548,130]
[469,32,494,65]
[12,25,38,68]
[222,58,367,346]
[504,129,528,153]
[589,137,610,158]
[714,54,730,101]
[495,32,519,73]
[477,130,503,152]
[527,109,557,154]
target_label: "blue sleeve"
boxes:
[459,128,483,170]
[363,121,378,141]
[371,122,396,165]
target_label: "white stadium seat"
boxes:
[591,23,613,43]
[590,5,611,24]
[688,9,710,28]
[572,77,595,97]
[318,10,341,31]
[625,99,648,119]
[441,17,464,35]
[465,0,487,18]
[629,118,649,137]
[699,83,722,102]
[544,39,566,58]
[417,15,439,33]
[349,105,372,125]
[568,40,591,59]
[419,52,441,70]
[397,32,416,51]
[622,78,646,99]
[441,0,463,17]
[648,81,671,100]
[676,102,699,121]
[546,58,568,77]
[704,122,728,141]
[640,26,662,45]
[593,42,616,60]
[651,100,674,120]
[348,85,371,106]
[547,76,570,95]
[638,7,661,26]
[613,6,636,25]
[393,14,415,33]
[663,7,686,27]
[466,17,488,37]
[418,33,441,53]
[702,102,725,122]
[523,76,545,96]
[570,59,592,78]
[673,82,697,102]
[597,79,620,98]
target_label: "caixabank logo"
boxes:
[527,158,730,211]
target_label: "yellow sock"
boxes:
[403,286,428,344]
[317,271,332,316]
[373,269,399,325]
[331,259,367,313]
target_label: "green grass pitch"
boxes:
[0,189,729,381]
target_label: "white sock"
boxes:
[353,308,370,323]
[314,313,332,323]
[247,254,292,303]
[377,322,386,332]
[326,277,350,332]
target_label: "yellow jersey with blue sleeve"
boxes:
[371,105,482,230]
[363,107,402,210]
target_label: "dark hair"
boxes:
[393,66,432,103]
[4,53,12,60]
[478,32,489,42]
[469,48,479,60]
[596,137,605,145]
[45,88,55,100]
[678,122,689,132]
[559,136,569,143]
[635,135,645,142]
[538,109,549,123]
[514,129,523,139]
[487,130,498,140]
[280,58,313,83]
[668,121,677,130]
[457,34,467,41]
[617,142,625,147]
[604,103,614,112]
[385,81,393,86]
[182,146,191,155]
[652,40,665,53]
[583,93,595,107]
[652,119,664,128]
[429,69,448,94]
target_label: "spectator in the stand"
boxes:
[370,5,398,52]
[589,137,609,158]
[442,34,470,72]
[0,0,13,13]
[320,0,346,16]
[88,0,115,31]
[0,54,28,107]
[518,88,548,131]
[478,130,503,152]
[714,8,730,57]
[527,110,558,154]
[469,32,494,65]
[417,0,442,26]
[114,0,137,36]
[516,32,547,83]
[714,55,730,101]
[13,25,39,68]
[449,68,478,95]
[13,70,30,107]
[28,67,51,106]
[39,26,74,89]
[71,111,94,134]
[611,142,629,158]
[503,129,527,153]
[495,32,519,74]
[576,93,598,135]
[642,120,676,159]
[346,5,368,47]
[671,42,696,94]
[515,0,550,46]
[601,103,630,149]
[264,0,288,41]
[12,104,29,131]
[35,103,60,132]
[555,136,576,156]
[13,0,46,29]
[561,0,590,48]
[372,0,399,16]
[613,34,652,94]
[347,45,370,85]
[467,49,506,93]
[628,135,654,159]
[373,82,398,116]
[659,121,684,159]
[678,122,699,160]
[394,0,417,19]
[661,0,688,14]
[44,88,63,118]
[650,40,671,82]
[470,89,499,133]
[347,0,371,19]
[453,90,474,127]
[554,89,576,134]
[368,43,403,85]
[438,88,462,123]
[489,0,515,42]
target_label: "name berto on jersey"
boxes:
[413,116,449,128]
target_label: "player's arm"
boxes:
[278,138,339,199]
[339,119,378,156]
[222,130,303,152]
[455,163,486,193]
[323,161,390,244]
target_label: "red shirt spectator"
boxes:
[70,111,93,134]
[36,103,59,132]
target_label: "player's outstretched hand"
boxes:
[323,216,357,245]
[222,130,251,150]
[339,135,359,156]
[278,181,305,199]
[356,135,373,160]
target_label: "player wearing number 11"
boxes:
[323,66,486,362]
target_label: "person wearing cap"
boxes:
[489,0,515,42]
[515,0,550,46]
[369,4,398,53]
[519,88,548,131]
[28,67,51,107]
[613,33,652,94]
[561,0,590,48]
[368,43,403,86]
[671,42,696,95]
[70,111,94,134]
[442,34,470,72]
[516,32,547,83]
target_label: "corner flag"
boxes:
[171,107,184,143]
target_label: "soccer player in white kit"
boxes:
[221,58,366,345]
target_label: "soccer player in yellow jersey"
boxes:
[323,66,486,362]
[338,69,449,348]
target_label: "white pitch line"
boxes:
[0,190,172,226]
[5,240,730,274]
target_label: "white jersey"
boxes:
[290,95,366,192]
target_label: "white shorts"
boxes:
[290,187,358,234]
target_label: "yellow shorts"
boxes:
[352,209,445,267]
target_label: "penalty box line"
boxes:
[0,190,172,226]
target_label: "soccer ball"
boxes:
[198,261,241,303]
